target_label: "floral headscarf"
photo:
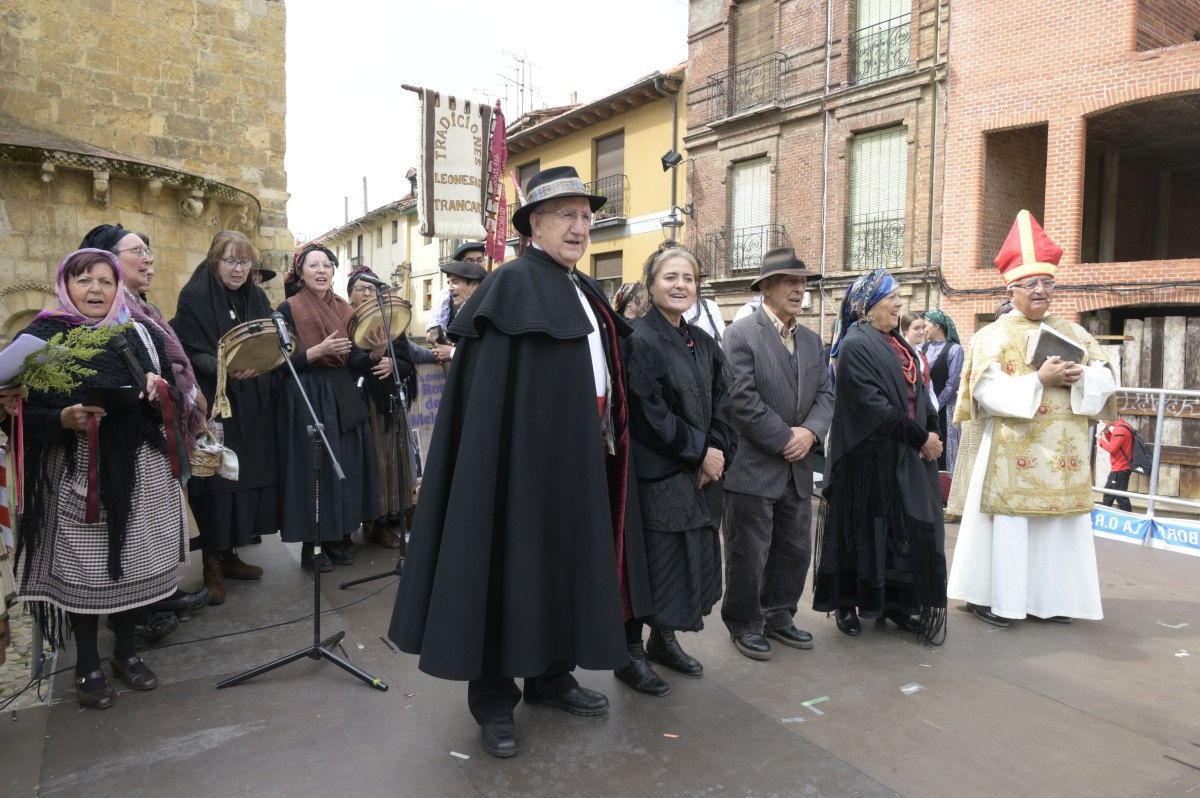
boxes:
[829,268,898,359]
[35,248,131,328]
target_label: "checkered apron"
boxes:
[17,437,187,615]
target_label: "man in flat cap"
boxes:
[390,166,650,758]
[720,247,833,661]
[426,241,485,345]
[431,256,486,363]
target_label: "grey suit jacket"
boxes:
[722,307,835,500]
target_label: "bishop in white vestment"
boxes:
[947,211,1116,625]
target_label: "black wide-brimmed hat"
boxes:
[453,241,486,261]
[749,247,822,291]
[441,260,487,282]
[511,166,606,237]
[253,266,277,284]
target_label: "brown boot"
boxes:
[202,550,226,605]
[368,521,403,549]
[221,549,263,580]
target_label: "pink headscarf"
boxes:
[36,248,131,327]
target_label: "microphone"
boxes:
[271,311,292,349]
[111,336,147,389]
[353,273,390,291]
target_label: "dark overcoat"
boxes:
[389,246,652,681]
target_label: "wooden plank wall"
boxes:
[1118,315,1200,502]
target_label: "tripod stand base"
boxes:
[217,630,389,691]
[338,561,402,590]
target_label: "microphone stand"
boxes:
[218,329,387,692]
[340,284,410,590]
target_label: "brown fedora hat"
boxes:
[749,247,821,291]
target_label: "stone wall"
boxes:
[0,0,290,327]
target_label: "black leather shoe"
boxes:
[881,610,923,633]
[110,655,158,690]
[766,624,814,650]
[646,628,703,676]
[149,587,211,621]
[75,670,115,710]
[110,610,179,642]
[480,716,518,758]
[249,535,263,544]
[731,632,772,660]
[301,544,333,573]
[834,607,862,636]
[324,541,355,566]
[1031,614,1072,624]
[967,603,1010,627]
[614,642,670,696]
[525,685,609,716]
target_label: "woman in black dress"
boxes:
[812,268,947,645]
[616,247,736,696]
[171,231,278,602]
[276,244,386,571]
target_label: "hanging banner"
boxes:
[484,104,508,265]
[1091,505,1151,545]
[417,89,492,239]
[1148,514,1200,558]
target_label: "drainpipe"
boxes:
[654,75,679,217]
[818,0,833,340]
[921,0,940,309]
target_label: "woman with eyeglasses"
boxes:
[171,231,278,601]
[80,224,211,632]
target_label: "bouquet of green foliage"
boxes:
[19,324,128,396]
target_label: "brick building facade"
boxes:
[685,0,949,339]
[940,0,1200,337]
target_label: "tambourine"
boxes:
[220,319,293,374]
[210,319,294,419]
[347,294,412,349]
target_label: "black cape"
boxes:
[812,323,947,643]
[170,261,278,497]
[388,246,651,681]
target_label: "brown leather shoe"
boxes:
[202,550,226,605]
[222,550,263,580]
[76,670,116,709]
[368,522,403,549]
[111,655,158,690]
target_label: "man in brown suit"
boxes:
[721,248,834,660]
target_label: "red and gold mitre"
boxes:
[993,210,1062,285]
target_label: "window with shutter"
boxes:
[375,226,383,248]
[518,161,540,194]
[851,0,910,84]
[392,220,399,243]
[734,0,772,64]
[593,251,623,300]
[729,157,775,274]
[845,126,907,270]
[593,132,625,219]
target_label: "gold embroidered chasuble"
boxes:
[953,314,1115,518]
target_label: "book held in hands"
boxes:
[1026,323,1086,368]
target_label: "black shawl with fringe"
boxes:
[16,317,175,583]
[812,322,947,644]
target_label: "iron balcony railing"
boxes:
[845,213,905,270]
[585,174,626,221]
[849,14,911,85]
[704,224,790,280]
[692,52,785,126]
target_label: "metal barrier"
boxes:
[1092,385,1200,517]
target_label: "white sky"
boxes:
[284,0,688,242]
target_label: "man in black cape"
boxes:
[389,166,651,759]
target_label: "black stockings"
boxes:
[69,610,137,674]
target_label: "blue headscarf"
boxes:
[829,268,898,360]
